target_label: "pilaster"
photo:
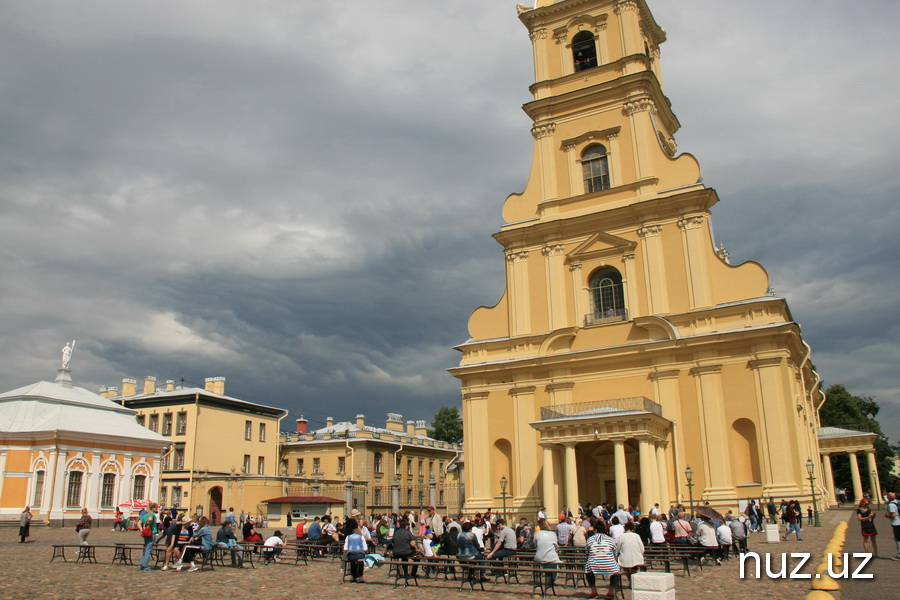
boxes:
[543,243,568,330]
[637,224,669,314]
[689,363,734,501]
[506,250,531,336]
[677,214,713,308]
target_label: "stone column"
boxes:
[564,442,579,517]
[511,385,537,500]
[677,214,713,308]
[613,439,629,508]
[87,452,101,513]
[865,452,880,500]
[506,250,531,337]
[543,244,567,330]
[391,478,400,514]
[822,454,837,505]
[656,443,670,508]
[638,439,657,511]
[542,445,556,516]
[429,479,438,508]
[848,453,863,503]
[690,364,733,501]
[637,224,669,314]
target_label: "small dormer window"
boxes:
[573,30,598,72]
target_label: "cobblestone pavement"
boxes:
[1,510,889,600]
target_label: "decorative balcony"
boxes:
[584,307,628,326]
[540,396,661,421]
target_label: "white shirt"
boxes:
[537,510,547,520]
[613,509,633,524]
[264,535,285,548]
[609,523,625,540]
[649,521,665,544]
[716,524,733,545]
[472,526,485,550]
[650,506,659,516]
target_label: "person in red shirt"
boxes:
[295,516,307,539]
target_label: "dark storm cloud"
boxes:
[1,1,897,437]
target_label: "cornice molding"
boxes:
[531,122,557,139]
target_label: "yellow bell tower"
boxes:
[452,0,825,518]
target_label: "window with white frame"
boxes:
[257,456,265,475]
[32,471,45,507]
[587,267,626,324]
[244,420,252,440]
[133,474,146,499]
[259,423,266,442]
[101,473,116,507]
[66,471,83,507]
[582,144,610,193]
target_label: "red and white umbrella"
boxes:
[119,499,150,509]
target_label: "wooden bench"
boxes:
[642,544,706,576]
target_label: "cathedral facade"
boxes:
[450,0,824,518]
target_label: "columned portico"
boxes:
[817,426,879,506]
[531,397,671,518]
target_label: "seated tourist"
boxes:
[216,521,244,567]
[262,530,286,564]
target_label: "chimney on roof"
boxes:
[326,417,334,428]
[355,414,365,428]
[415,420,428,437]
[385,413,404,432]
[296,416,308,435]
[204,376,225,395]
[121,378,137,397]
[99,386,118,399]
[165,380,175,392]
[143,376,156,395]
[406,420,415,437]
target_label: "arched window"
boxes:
[572,30,598,72]
[587,267,626,324]
[582,145,610,193]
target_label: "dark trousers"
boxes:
[395,554,419,577]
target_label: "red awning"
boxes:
[262,496,345,504]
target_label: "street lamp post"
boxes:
[500,475,509,524]
[805,459,821,527]
[684,466,694,520]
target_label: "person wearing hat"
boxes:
[427,505,444,536]
[343,508,361,538]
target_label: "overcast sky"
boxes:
[1,0,898,441]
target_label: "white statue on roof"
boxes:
[61,340,76,369]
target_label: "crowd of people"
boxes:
[45,490,900,586]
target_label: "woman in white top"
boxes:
[534,519,562,564]
[648,514,666,545]
[617,521,645,572]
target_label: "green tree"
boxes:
[819,383,897,497]
[428,406,463,444]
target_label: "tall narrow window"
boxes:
[243,455,251,474]
[257,456,265,475]
[337,456,346,474]
[32,471,46,507]
[259,423,266,442]
[176,411,187,435]
[588,267,626,324]
[136,414,146,428]
[101,473,116,507]
[572,30,598,72]
[148,413,159,432]
[160,485,168,506]
[162,450,171,471]
[296,458,305,475]
[162,413,173,435]
[244,421,252,441]
[172,485,182,508]
[374,488,382,505]
[174,444,185,470]
[582,145,610,193]
[133,475,146,499]
[374,452,383,474]
[313,457,321,475]
[66,471,83,507]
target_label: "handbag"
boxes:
[140,520,153,537]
